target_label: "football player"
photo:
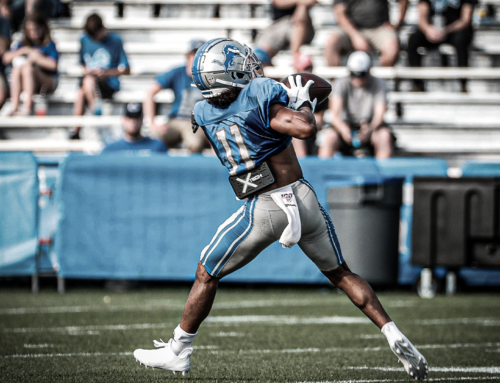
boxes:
[133,38,428,381]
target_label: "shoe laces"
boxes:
[153,339,172,348]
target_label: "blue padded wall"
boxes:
[56,154,238,280]
[54,154,337,283]
[52,155,499,285]
[0,152,39,275]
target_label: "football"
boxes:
[281,72,332,104]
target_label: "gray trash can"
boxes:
[327,177,403,286]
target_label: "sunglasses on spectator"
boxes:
[350,71,368,78]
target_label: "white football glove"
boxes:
[281,75,318,113]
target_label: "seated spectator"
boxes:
[71,13,130,139]
[318,51,394,159]
[2,13,58,115]
[407,0,476,93]
[0,14,10,110]
[253,0,316,67]
[291,52,328,157]
[143,40,207,153]
[324,0,408,67]
[6,0,62,32]
[102,102,167,154]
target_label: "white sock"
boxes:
[381,321,405,346]
[171,324,197,356]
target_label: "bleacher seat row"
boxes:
[0,0,500,160]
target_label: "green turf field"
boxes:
[1,286,499,383]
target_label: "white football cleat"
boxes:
[133,338,192,375]
[382,322,428,380]
[389,335,428,380]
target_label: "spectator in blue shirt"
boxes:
[102,102,167,154]
[71,13,130,139]
[2,13,58,115]
[143,39,208,153]
[0,15,11,110]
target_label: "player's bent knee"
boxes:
[322,262,353,286]
[195,262,219,284]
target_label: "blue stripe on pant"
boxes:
[201,197,257,277]
[299,178,345,266]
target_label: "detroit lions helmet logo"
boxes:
[212,45,245,74]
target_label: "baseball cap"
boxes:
[187,39,205,54]
[293,52,313,72]
[346,51,371,76]
[123,102,143,118]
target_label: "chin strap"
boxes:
[191,111,200,133]
[215,79,248,88]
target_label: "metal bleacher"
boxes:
[1,0,500,160]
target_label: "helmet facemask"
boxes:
[192,38,263,99]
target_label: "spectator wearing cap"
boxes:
[253,0,316,68]
[71,13,130,139]
[143,39,207,154]
[318,51,394,159]
[291,52,328,157]
[101,102,167,154]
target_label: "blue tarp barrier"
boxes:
[461,160,500,177]
[50,155,500,285]
[54,154,330,283]
[0,152,39,276]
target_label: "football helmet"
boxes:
[191,38,262,99]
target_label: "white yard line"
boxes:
[3,316,370,333]
[0,298,344,315]
[210,331,243,337]
[416,318,500,326]
[4,323,175,333]
[299,378,500,383]
[23,344,54,348]
[205,315,371,325]
[386,301,415,308]
[4,352,133,358]
[351,366,500,374]
[358,334,385,339]
[205,343,500,354]
[418,342,500,349]
[4,346,217,359]
[0,303,186,315]
[212,299,329,309]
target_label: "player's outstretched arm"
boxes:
[269,103,317,140]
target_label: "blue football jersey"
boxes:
[193,77,290,176]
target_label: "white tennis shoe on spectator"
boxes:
[382,322,429,380]
[133,338,192,375]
